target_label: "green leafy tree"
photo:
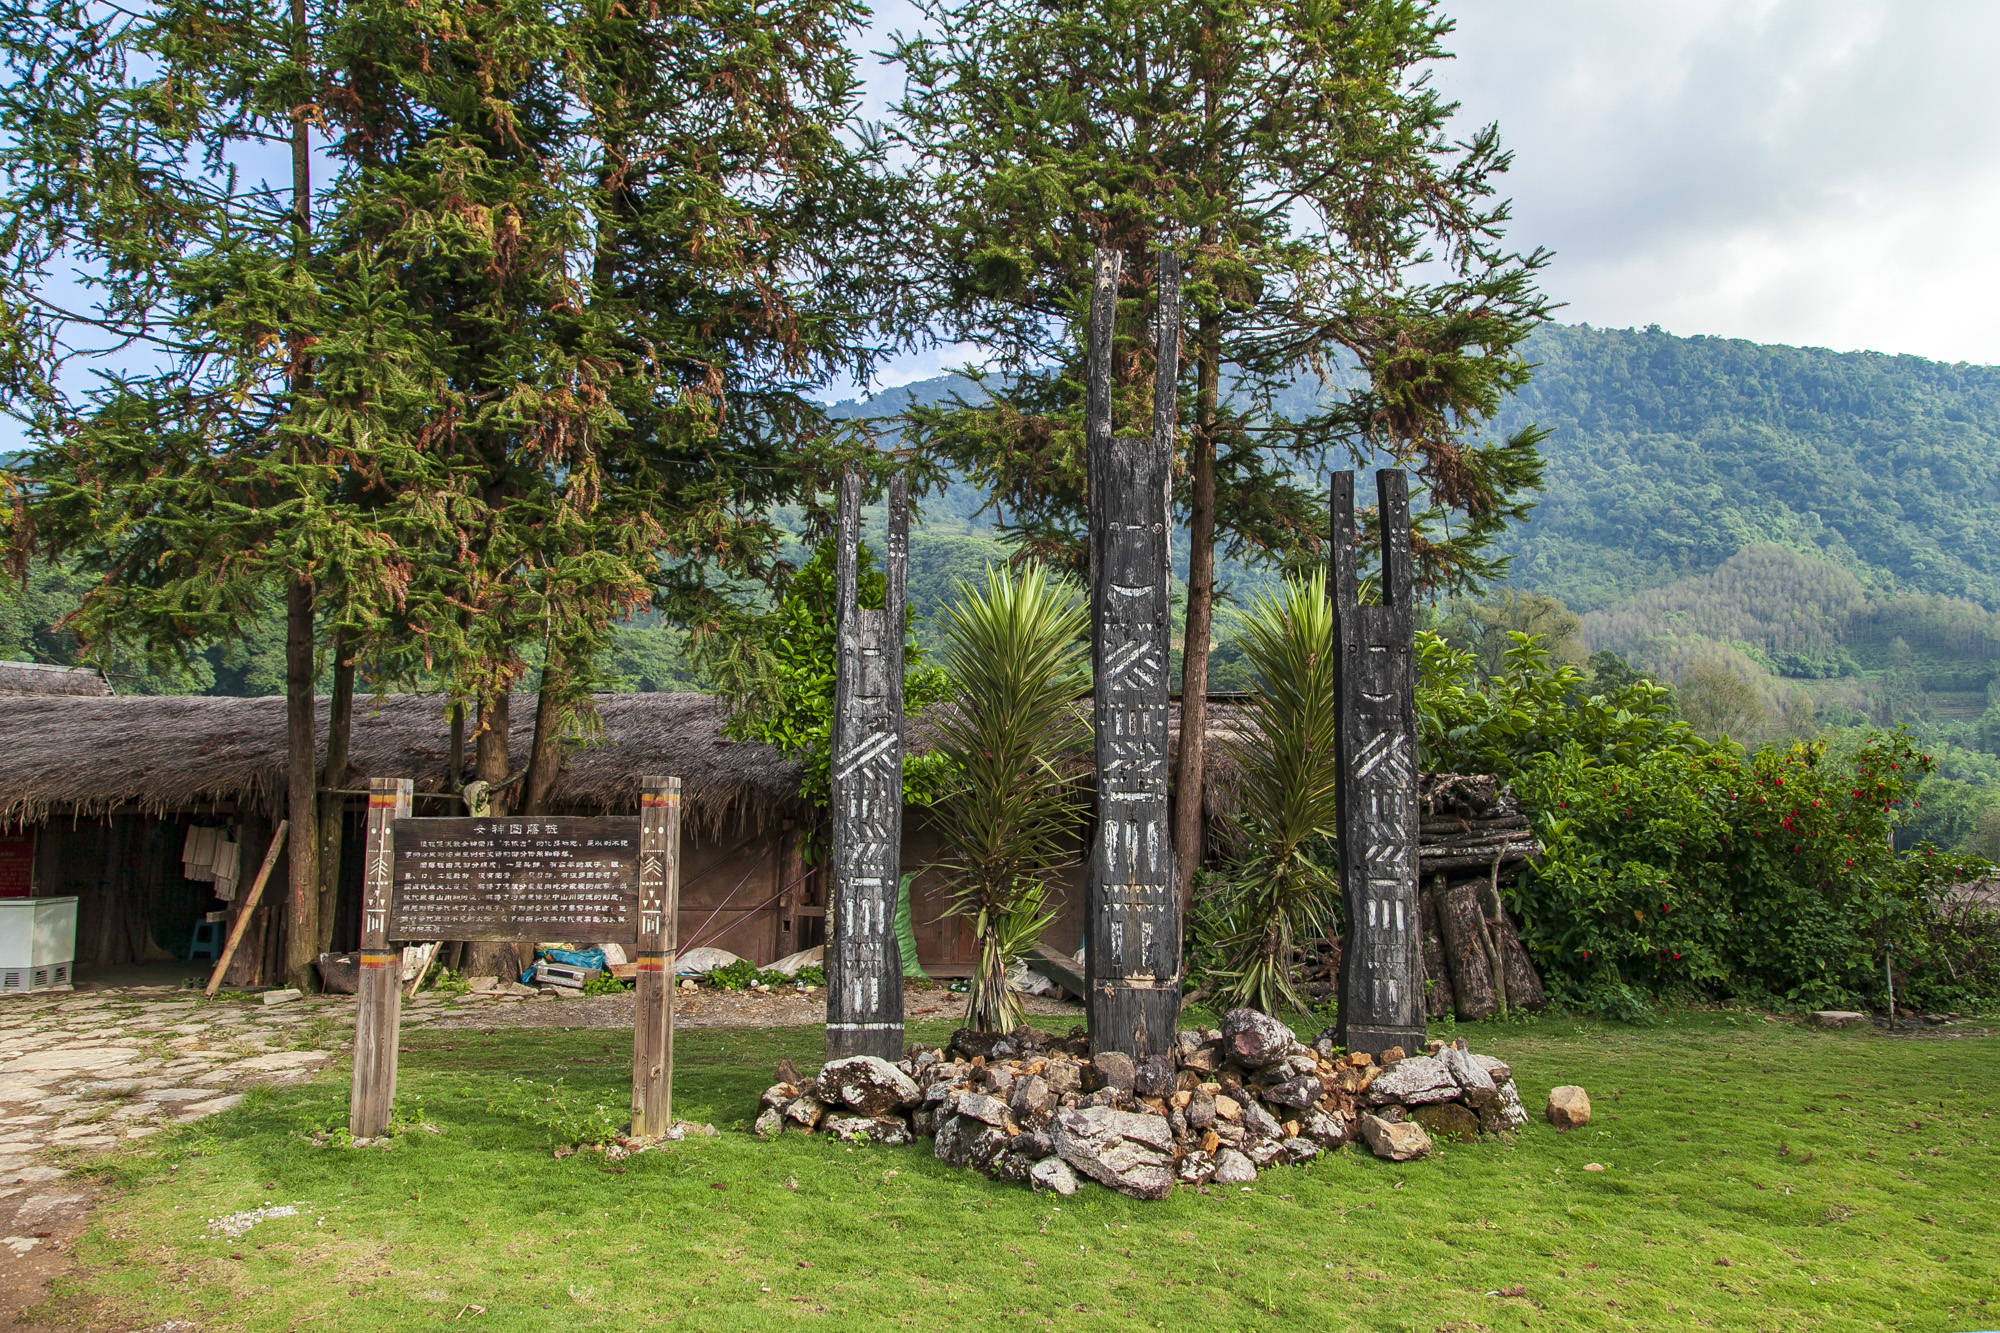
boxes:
[931,562,1090,1033]
[891,0,1551,906]
[719,536,950,810]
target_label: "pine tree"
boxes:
[891,0,1553,903]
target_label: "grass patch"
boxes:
[44,1012,2000,1332]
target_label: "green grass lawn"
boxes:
[46,1011,2000,1332]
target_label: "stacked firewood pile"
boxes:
[754,1010,1531,1198]
[1297,773,1548,1019]
[1418,773,1547,1020]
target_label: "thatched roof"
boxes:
[0,660,113,697]
[0,691,803,832]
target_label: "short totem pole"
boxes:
[1330,469,1427,1059]
[825,470,910,1061]
[1084,245,1183,1058]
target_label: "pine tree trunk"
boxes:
[283,575,321,990]
[520,640,566,816]
[1172,311,1220,915]
[315,642,353,954]
[465,690,523,979]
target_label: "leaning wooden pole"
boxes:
[204,819,288,998]
[632,775,681,1136]
[1331,471,1426,1058]
[349,776,412,1137]
[825,470,909,1061]
[1085,245,1181,1058]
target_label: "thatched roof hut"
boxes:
[0,691,802,834]
[0,660,113,697]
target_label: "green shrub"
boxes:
[1423,630,2000,1012]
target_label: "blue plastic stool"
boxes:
[187,920,223,963]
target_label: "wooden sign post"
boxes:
[826,470,910,1061]
[632,776,681,1136]
[350,778,411,1138]
[1330,470,1427,1058]
[1084,245,1183,1058]
[345,775,683,1139]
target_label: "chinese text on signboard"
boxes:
[388,817,640,942]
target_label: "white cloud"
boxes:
[1436,0,2000,362]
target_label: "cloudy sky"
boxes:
[857,0,2000,386]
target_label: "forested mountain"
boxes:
[1484,324,2000,612]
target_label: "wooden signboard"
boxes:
[388,817,639,942]
[825,469,909,1061]
[1083,245,1183,1059]
[1330,470,1426,1059]
[349,776,682,1140]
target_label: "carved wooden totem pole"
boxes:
[1085,245,1183,1058]
[1331,469,1426,1058]
[826,470,910,1061]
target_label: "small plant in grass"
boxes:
[931,561,1090,1033]
[793,963,826,987]
[429,968,472,997]
[499,1077,625,1149]
[1204,573,1342,1016]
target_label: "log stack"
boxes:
[1295,773,1547,1021]
[1416,773,1546,1021]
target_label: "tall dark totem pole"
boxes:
[826,470,910,1061]
[1330,470,1426,1058]
[1085,245,1183,1058]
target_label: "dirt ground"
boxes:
[425,980,1084,1031]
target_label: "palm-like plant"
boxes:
[933,562,1091,1032]
[1209,572,1343,1015]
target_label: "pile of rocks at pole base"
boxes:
[753,1009,1530,1198]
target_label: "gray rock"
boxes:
[1176,1150,1215,1184]
[1134,1054,1178,1099]
[1221,1009,1296,1068]
[1302,1108,1352,1149]
[956,1093,1012,1128]
[759,1082,799,1111]
[1029,1156,1079,1195]
[1811,1010,1867,1029]
[1009,1075,1054,1122]
[1179,1042,1223,1076]
[1011,1129,1053,1159]
[1051,1106,1175,1200]
[1185,1089,1217,1131]
[1044,1059,1084,1096]
[1441,1044,1498,1107]
[1091,1051,1137,1094]
[1239,1099,1283,1139]
[1263,1076,1321,1110]
[752,1106,784,1139]
[1363,1055,1459,1106]
[1492,1078,1530,1130]
[781,1092,827,1131]
[1244,1136,1285,1168]
[1471,1053,1514,1084]
[1359,1112,1433,1161]
[816,1056,921,1117]
[1211,1148,1257,1184]
[824,1115,914,1146]
[911,1109,935,1137]
[1279,1137,1322,1165]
